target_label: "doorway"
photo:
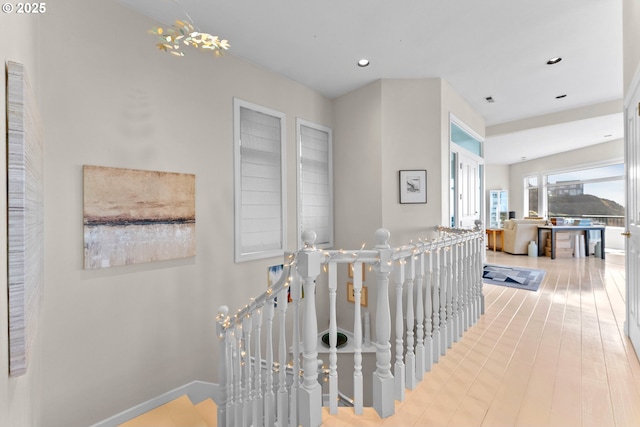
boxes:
[455,150,483,228]
[624,78,640,357]
[450,116,485,229]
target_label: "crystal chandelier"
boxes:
[149,20,230,57]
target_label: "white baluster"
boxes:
[461,238,469,331]
[432,248,441,363]
[424,250,433,371]
[276,288,288,427]
[440,246,448,356]
[464,239,472,331]
[216,306,230,427]
[234,324,243,427]
[352,262,364,414]
[458,240,466,333]
[253,307,264,427]
[393,261,405,402]
[242,313,253,427]
[414,249,425,379]
[471,237,479,323]
[327,262,338,414]
[457,238,464,331]
[404,256,416,390]
[446,244,454,350]
[479,235,485,316]
[297,230,322,427]
[474,234,483,320]
[289,276,300,427]
[227,329,237,427]
[264,299,276,427]
[373,229,395,418]
[451,242,460,343]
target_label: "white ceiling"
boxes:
[118,0,624,165]
[485,112,623,165]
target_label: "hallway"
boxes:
[320,250,640,426]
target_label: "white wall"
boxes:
[624,0,640,92]
[333,78,485,248]
[508,139,624,219]
[485,165,510,194]
[0,11,43,427]
[380,79,442,245]
[33,1,333,426]
[333,81,384,249]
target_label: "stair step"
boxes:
[117,404,176,427]
[195,399,218,427]
[118,395,213,427]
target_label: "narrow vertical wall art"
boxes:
[83,165,196,269]
[7,61,45,377]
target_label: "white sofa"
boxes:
[502,219,547,255]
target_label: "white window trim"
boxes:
[539,158,624,177]
[545,161,625,186]
[296,118,333,249]
[233,98,286,262]
[523,174,541,217]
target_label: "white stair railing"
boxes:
[216,226,484,427]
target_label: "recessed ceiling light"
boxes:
[604,134,612,138]
[547,57,562,65]
[357,59,370,67]
[555,94,567,99]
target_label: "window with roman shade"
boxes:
[234,98,286,262]
[297,119,333,249]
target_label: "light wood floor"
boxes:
[320,250,640,426]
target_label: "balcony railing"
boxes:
[549,214,625,227]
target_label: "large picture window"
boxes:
[546,163,624,226]
[234,98,286,262]
[297,119,333,249]
[524,163,624,227]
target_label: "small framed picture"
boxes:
[399,170,427,204]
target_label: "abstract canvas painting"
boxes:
[7,61,45,377]
[83,165,196,269]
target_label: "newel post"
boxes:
[373,228,395,418]
[297,230,322,427]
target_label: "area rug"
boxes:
[483,264,545,291]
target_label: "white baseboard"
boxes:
[89,380,220,427]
